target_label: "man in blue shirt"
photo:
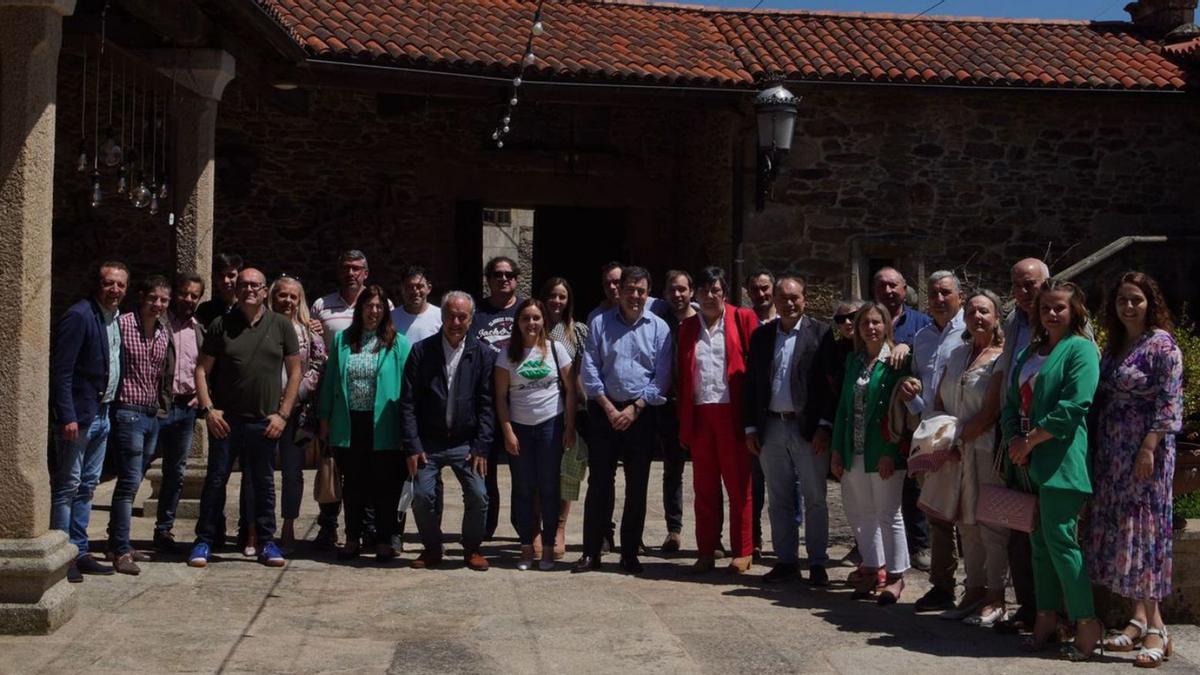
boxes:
[872,266,934,572]
[575,266,672,574]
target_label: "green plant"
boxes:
[1176,491,1200,519]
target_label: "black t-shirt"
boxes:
[470,297,523,354]
[195,298,235,331]
[203,308,299,418]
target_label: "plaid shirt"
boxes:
[116,312,169,408]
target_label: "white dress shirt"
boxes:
[442,335,465,427]
[693,312,729,405]
[909,308,965,416]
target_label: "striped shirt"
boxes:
[117,312,168,408]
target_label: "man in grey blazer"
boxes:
[743,276,831,586]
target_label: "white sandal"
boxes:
[1135,627,1171,668]
[963,603,1006,628]
[1104,618,1148,652]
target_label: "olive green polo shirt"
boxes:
[203,308,299,419]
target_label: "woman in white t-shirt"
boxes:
[496,299,577,570]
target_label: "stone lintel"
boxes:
[0,0,75,14]
[139,48,236,101]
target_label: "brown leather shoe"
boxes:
[691,555,716,574]
[728,556,753,574]
[410,550,443,569]
[465,551,489,571]
[113,552,141,576]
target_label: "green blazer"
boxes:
[318,329,411,451]
[832,350,911,473]
[1000,334,1099,494]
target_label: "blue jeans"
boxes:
[412,441,488,554]
[239,412,303,525]
[194,417,279,546]
[510,416,563,548]
[50,405,111,559]
[759,417,830,566]
[107,406,161,555]
[154,403,197,535]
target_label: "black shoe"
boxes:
[808,565,830,587]
[153,530,178,554]
[76,554,115,576]
[601,533,615,554]
[762,563,799,584]
[337,543,362,561]
[619,555,644,574]
[913,586,956,613]
[571,555,601,574]
[994,608,1036,634]
[312,527,337,551]
[67,563,83,583]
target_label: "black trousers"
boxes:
[582,401,655,558]
[1007,529,1037,618]
[335,411,406,543]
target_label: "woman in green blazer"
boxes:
[318,285,411,563]
[1000,278,1101,661]
[831,302,915,606]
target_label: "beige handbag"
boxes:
[313,438,342,504]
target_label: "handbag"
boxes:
[907,414,959,474]
[313,439,342,504]
[975,441,1038,533]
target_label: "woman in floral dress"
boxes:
[1088,271,1183,669]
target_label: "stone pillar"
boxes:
[0,0,78,635]
[142,49,234,521]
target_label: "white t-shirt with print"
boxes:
[497,341,573,426]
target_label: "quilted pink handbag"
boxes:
[976,449,1038,532]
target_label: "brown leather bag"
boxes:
[313,438,342,504]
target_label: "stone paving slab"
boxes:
[2,463,1198,674]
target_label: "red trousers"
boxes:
[690,403,753,558]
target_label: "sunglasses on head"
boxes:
[491,271,517,280]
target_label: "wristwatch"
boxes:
[196,405,211,419]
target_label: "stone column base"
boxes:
[143,464,209,521]
[0,530,78,635]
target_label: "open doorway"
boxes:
[532,206,629,319]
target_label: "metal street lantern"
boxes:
[754,82,800,211]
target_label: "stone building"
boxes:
[2,0,1199,633]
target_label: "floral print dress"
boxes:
[1085,329,1183,601]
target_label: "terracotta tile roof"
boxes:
[255,0,1193,91]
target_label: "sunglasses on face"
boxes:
[491,271,517,280]
[833,313,855,323]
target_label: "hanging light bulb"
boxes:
[497,140,504,148]
[510,96,519,106]
[149,188,160,215]
[76,143,89,173]
[513,76,522,87]
[132,173,151,208]
[89,170,102,208]
[101,127,122,167]
[117,165,128,195]
[491,130,500,141]
[503,125,510,134]
[524,51,536,66]
[158,177,169,199]
[532,20,544,36]
[503,115,511,125]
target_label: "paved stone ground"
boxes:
[4,463,1199,674]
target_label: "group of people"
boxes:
[49,248,1185,666]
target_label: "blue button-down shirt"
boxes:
[891,305,932,347]
[909,308,965,416]
[582,306,672,405]
[101,307,121,403]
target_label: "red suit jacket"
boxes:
[675,304,759,449]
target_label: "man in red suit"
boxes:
[675,266,760,574]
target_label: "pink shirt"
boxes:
[169,313,201,403]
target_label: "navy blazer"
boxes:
[743,315,829,442]
[51,298,112,427]
[399,333,495,458]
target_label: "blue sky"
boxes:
[690,0,1129,21]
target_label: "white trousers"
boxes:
[841,461,910,574]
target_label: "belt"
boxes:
[115,403,158,415]
[766,410,797,420]
[172,394,194,406]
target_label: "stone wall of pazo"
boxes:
[743,85,1200,315]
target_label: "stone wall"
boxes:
[742,85,1200,317]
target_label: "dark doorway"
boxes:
[533,207,629,320]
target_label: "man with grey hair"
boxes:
[901,270,966,613]
[400,290,494,572]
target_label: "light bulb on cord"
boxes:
[117,165,128,195]
[149,188,160,215]
[497,140,504,148]
[532,20,544,36]
[132,174,151,208]
[100,127,122,167]
[513,76,522,87]
[89,170,102,208]
[158,178,169,199]
[524,52,536,66]
[76,142,88,173]
[510,96,518,106]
